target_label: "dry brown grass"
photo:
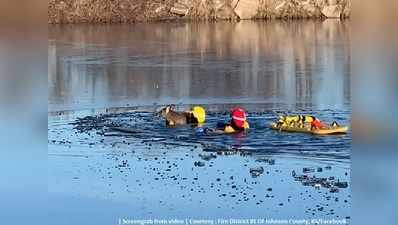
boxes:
[48,0,179,23]
[48,0,352,23]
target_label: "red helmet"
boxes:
[231,107,247,129]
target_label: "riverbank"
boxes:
[48,0,350,24]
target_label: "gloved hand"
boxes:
[195,127,206,135]
[195,127,213,135]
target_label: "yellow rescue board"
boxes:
[311,126,349,135]
[270,123,349,135]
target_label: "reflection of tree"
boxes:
[49,21,351,110]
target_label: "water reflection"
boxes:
[49,20,350,112]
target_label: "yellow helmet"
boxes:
[192,106,206,123]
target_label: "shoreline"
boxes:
[48,0,351,24]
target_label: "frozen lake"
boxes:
[48,21,351,225]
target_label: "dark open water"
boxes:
[48,21,351,225]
